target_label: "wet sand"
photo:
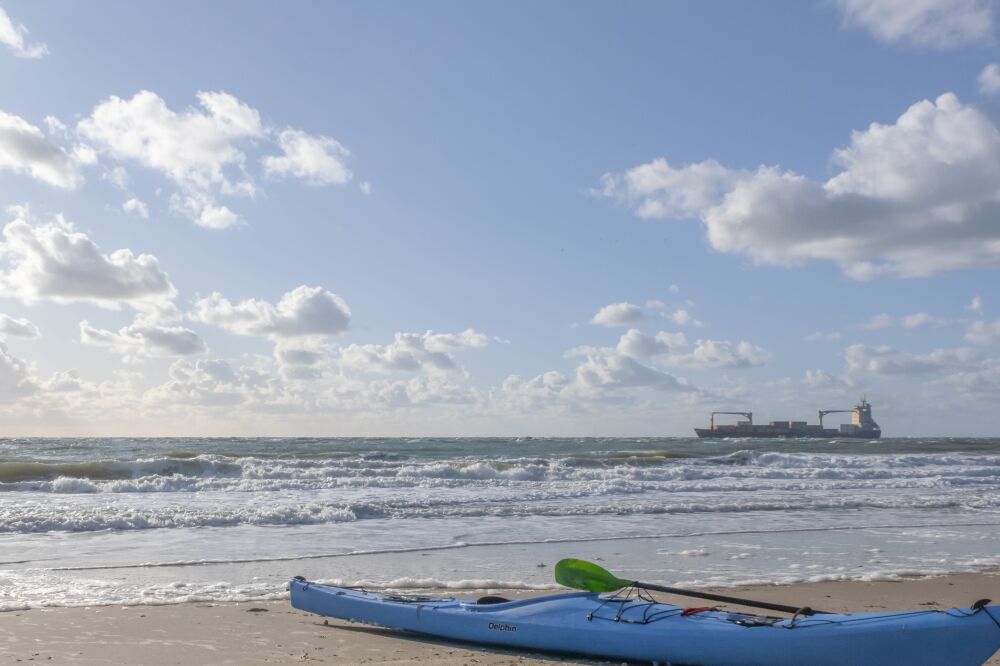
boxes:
[1,573,998,664]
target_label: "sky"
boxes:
[1,0,1000,436]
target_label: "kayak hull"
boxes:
[290,579,1000,666]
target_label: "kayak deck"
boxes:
[290,578,1000,666]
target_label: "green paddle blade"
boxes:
[554,558,631,592]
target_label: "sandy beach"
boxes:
[2,573,998,665]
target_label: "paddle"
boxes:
[554,558,830,616]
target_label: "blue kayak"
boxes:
[290,578,1000,665]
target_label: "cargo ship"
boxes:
[695,397,881,439]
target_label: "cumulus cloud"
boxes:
[123,197,149,219]
[616,328,687,358]
[79,90,263,189]
[667,308,702,327]
[863,313,893,329]
[968,294,984,314]
[901,312,951,328]
[846,343,978,374]
[0,341,36,399]
[0,314,39,339]
[80,318,206,360]
[190,285,351,338]
[262,128,352,185]
[0,211,177,312]
[573,347,692,392]
[499,371,571,410]
[602,93,1000,279]
[597,158,743,219]
[341,329,489,374]
[144,358,249,408]
[274,338,329,381]
[613,328,768,369]
[949,359,1000,393]
[834,0,994,49]
[78,90,263,228]
[966,318,1000,344]
[980,63,1000,94]
[674,339,770,368]
[591,302,645,326]
[803,368,853,388]
[0,110,88,188]
[0,6,48,58]
[76,90,358,229]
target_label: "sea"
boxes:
[1,437,999,610]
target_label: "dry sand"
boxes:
[2,574,999,665]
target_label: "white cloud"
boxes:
[0,110,86,188]
[676,339,770,368]
[591,302,645,326]
[616,328,687,358]
[968,294,984,314]
[645,299,665,310]
[845,343,978,374]
[806,331,842,342]
[274,338,329,380]
[965,318,1000,344]
[613,328,768,368]
[835,0,994,49]
[949,359,1000,393]
[0,7,48,58]
[190,285,351,338]
[604,328,768,369]
[598,158,744,219]
[0,341,36,399]
[123,197,149,219]
[102,166,129,190]
[341,329,489,374]
[79,90,263,188]
[80,318,206,360]
[0,211,177,311]
[169,192,243,230]
[262,128,352,186]
[864,313,893,329]
[573,347,692,393]
[803,369,852,388]
[0,314,39,339]
[602,93,1000,279]
[979,63,1000,94]
[499,371,571,410]
[78,90,263,228]
[359,181,373,195]
[668,308,703,327]
[144,358,250,408]
[901,312,951,328]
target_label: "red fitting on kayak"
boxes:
[681,607,714,616]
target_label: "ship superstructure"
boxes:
[694,398,881,439]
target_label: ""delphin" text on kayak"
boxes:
[488,622,517,632]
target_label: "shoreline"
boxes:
[2,573,998,664]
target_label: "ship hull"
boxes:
[695,427,881,439]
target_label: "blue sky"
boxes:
[1,0,999,436]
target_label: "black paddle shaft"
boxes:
[630,581,831,616]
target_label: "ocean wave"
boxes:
[0,457,242,483]
[3,492,999,533]
[1,449,998,495]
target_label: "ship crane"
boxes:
[711,411,752,429]
[818,409,853,428]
